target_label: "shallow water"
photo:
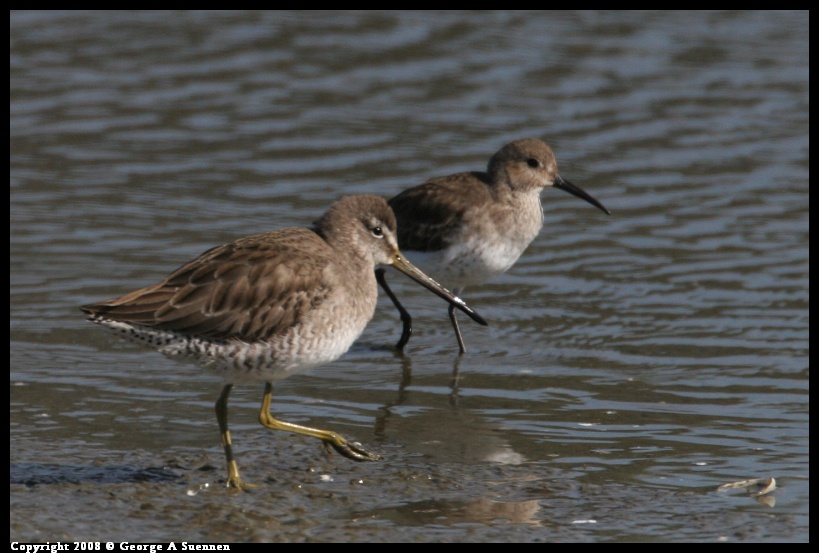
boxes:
[10,10,808,543]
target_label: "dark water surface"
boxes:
[11,11,808,542]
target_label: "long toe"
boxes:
[226,475,257,492]
[326,439,382,462]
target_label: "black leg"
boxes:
[448,302,467,354]
[376,268,413,350]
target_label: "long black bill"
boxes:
[390,252,487,327]
[553,175,611,215]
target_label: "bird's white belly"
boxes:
[407,236,527,291]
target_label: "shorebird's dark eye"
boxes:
[526,158,539,168]
[371,226,384,238]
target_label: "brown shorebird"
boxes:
[376,138,610,354]
[81,194,486,491]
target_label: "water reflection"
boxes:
[373,353,527,466]
[355,497,544,527]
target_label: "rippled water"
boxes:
[11,11,808,543]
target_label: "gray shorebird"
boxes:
[81,194,486,491]
[376,138,610,354]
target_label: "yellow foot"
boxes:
[324,438,382,462]
[226,474,257,492]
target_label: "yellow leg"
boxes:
[258,382,381,462]
[215,384,255,491]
